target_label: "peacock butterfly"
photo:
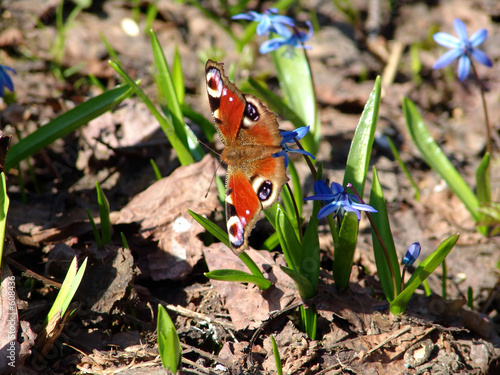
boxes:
[205,60,288,254]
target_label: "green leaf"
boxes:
[263,232,280,251]
[46,257,87,323]
[100,32,120,63]
[343,76,381,196]
[96,182,111,245]
[120,232,129,249]
[5,84,133,171]
[287,160,303,217]
[271,335,283,375]
[264,204,278,231]
[151,33,185,141]
[205,269,272,289]
[390,234,459,315]
[188,209,230,249]
[87,208,102,248]
[403,98,480,223]
[157,304,182,373]
[301,215,320,293]
[280,266,315,299]
[370,167,401,301]
[387,136,420,201]
[476,152,491,204]
[333,213,359,289]
[0,173,9,267]
[237,252,269,283]
[150,32,204,162]
[181,104,216,143]
[276,205,302,271]
[270,50,320,155]
[188,210,269,282]
[300,305,317,340]
[150,158,162,180]
[172,46,185,105]
[109,61,195,166]
[280,183,298,234]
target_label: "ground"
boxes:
[1,0,500,374]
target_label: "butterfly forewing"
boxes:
[205,61,245,144]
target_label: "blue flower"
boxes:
[273,126,315,168]
[304,180,377,220]
[433,18,492,81]
[260,21,313,54]
[402,242,421,267]
[232,8,295,38]
[0,64,16,97]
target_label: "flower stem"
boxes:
[295,138,317,180]
[401,267,406,293]
[470,60,492,157]
[285,182,303,242]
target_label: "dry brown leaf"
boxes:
[204,244,299,330]
[77,245,135,316]
[116,155,220,280]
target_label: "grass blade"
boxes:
[157,304,182,373]
[46,257,87,323]
[343,76,381,196]
[403,97,479,222]
[271,335,283,375]
[87,208,102,248]
[96,182,111,245]
[332,213,359,289]
[204,269,272,289]
[271,49,320,155]
[5,84,133,171]
[370,167,401,301]
[476,152,491,204]
[172,46,185,105]
[387,136,420,201]
[188,209,230,249]
[109,61,195,165]
[390,234,459,314]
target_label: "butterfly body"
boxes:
[205,60,288,254]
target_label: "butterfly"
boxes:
[205,60,288,254]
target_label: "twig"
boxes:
[151,297,235,330]
[5,256,62,288]
[182,357,218,374]
[181,342,232,369]
[365,326,411,356]
[381,40,405,90]
[247,300,305,367]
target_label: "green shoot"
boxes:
[96,182,112,245]
[5,84,133,172]
[45,257,88,324]
[157,304,182,373]
[271,335,283,375]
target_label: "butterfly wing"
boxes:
[205,60,244,145]
[205,60,288,254]
[226,155,287,252]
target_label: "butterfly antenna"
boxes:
[197,138,221,158]
[206,161,222,198]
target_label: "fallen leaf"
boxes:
[204,244,299,330]
[116,155,220,280]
